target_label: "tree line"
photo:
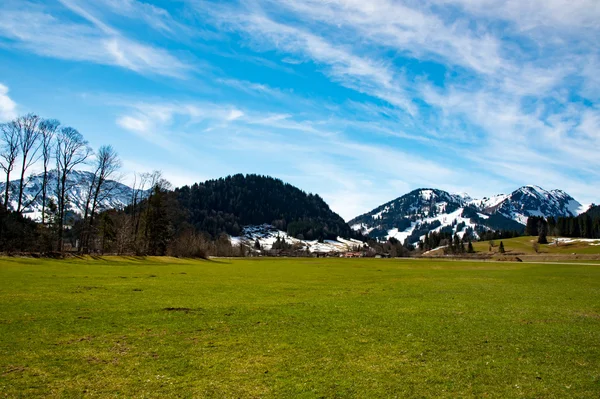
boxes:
[0,114,364,257]
[526,207,600,240]
[0,114,121,253]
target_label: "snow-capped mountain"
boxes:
[349,186,587,245]
[231,224,364,253]
[474,185,585,225]
[0,170,137,221]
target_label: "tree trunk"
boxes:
[4,170,10,209]
[16,157,27,213]
[41,169,47,224]
[57,173,67,252]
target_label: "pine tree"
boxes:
[467,240,474,253]
[145,185,171,256]
[499,241,505,254]
[537,222,548,244]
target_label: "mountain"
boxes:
[349,185,587,245]
[472,185,585,225]
[0,170,135,221]
[175,174,358,240]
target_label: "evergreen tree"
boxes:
[145,185,171,256]
[538,222,548,244]
[499,241,505,253]
[467,240,474,253]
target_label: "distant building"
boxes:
[344,252,362,258]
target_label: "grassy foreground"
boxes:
[1,257,599,398]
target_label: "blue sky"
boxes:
[0,0,599,220]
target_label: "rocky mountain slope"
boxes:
[349,185,587,245]
[0,170,136,221]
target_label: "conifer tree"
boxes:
[499,241,505,253]
[538,222,548,244]
[467,240,474,253]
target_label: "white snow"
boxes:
[351,223,374,234]
[420,190,434,201]
[550,237,600,245]
[380,207,483,245]
[232,224,364,253]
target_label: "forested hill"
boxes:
[175,174,357,240]
[583,205,600,219]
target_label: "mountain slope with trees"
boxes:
[175,174,357,241]
[350,186,586,245]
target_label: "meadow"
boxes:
[1,256,599,398]
[472,235,600,256]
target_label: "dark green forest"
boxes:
[175,174,358,241]
[526,205,600,239]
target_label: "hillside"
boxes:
[0,170,136,221]
[175,174,357,241]
[471,236,600,256]
[350,185,586,245]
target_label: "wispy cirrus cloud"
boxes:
[0,0,193,78]
[1,0,598,217]
[188,0,600,207]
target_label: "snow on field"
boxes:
[550,237,600,245]
[232,225,364,253]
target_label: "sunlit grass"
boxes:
[472,235,600,255]
[1,257,599,397]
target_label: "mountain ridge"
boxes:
[2,171,593,246]
[0,170,136,220]
[349,185,588,245]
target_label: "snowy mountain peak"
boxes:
[0,170,138,221]
[455,192,473,202]
[349,184,587,245]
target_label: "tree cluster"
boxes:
[366,237,412,257]
[0,114,119,253]
[175,174,363,241]
[526,209,600,240]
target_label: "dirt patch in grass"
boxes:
[2,365,27,376]
[163,307,203,313]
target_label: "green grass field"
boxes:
[472,236,600,255]
[1,257,599,398]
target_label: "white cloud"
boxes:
[0,2,192,78]
[0,83,17,122]
[227,109,244,121]
[116,115,149,133]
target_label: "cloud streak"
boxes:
[0,1,193,78]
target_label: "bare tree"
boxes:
[0,122,20,208]
[81,145,121,252]
[39,119,59,224]
[15,114,42,213]
[55,127,92,251]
